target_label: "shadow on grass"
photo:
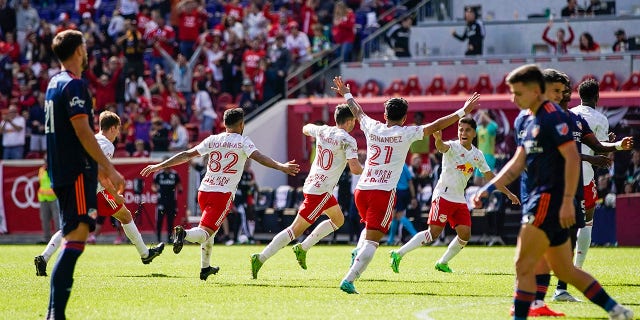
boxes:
[367,291,508,298]
[361,279,455,284]
[114,273,177,278]
[215,282,331,289]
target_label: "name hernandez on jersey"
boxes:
[304,125,358,194]
[356,114,424,191]
[195,132,258,193]
[570,105,609,185]
[433,140,490,203]
[95,133,115,192]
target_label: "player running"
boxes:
[140,108,299,280]
[389,117,519,274]
[35,111,165,276]
[332,76,481,294]
[250,104,363,279]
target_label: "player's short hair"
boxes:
[224,108,244,127]
[51,30,85,62]
[384,97,408,121]
[578,79,599,104]
[334,104,354,125]
[99,111,121,131]
[506,64,545,94]
[542,68,570,87]
[459,116,477,130]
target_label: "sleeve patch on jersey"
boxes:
[70,96,86,108]
[555,123,569,136]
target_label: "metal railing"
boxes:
[284,44,343,99]
[361,0,433,60]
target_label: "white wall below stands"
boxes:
[244,100,292,189]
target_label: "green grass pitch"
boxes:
[1,244,638,319]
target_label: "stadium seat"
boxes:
[621,72,640,91]
[25,151,43,159]
[113,150,130,158]
[402,75,423,96]
[599,72,619,92]
[495,74,510,94]
[425,75,447,95]
[473,74,494,94]
[384,79,405,96]
[344,79,360,96]
[573,74,597,92]
[359,79,381,97]
[449,74,470,95]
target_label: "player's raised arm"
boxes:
[249,150,300,176]
[140,148,201,177]
[422,92,480,137]
[432,130,450,153]
[331,76,365,120]
[482,171,520,205]
[302,123,317,136]
[347,158,363,175]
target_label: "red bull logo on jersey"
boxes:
[556,123,569,136]
[455,163,474,174]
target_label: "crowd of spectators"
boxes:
[0,0,408,159]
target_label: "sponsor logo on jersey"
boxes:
[555,123,569,136]
[70,96,85,108]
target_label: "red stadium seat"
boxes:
[25,151,43,159]
[113,150,130,158]
[360,79,381,97]
[384,79,405,96]
[621,72,640,91]
[573,74,597,92]
[425,75,447,95]
[473,74,494,94]
[402,75,423,96]
[344,79,360,96]
[495,74,510,94]
[449,75,470,95]
[599,72,619,92]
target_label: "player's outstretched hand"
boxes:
[620,136,634,150]
[281,160,300,176]
[140,164,161,177]
[462,92,481,115]
[506,193,520,206]
[331,76,351,97]
[558,200,576,229]
[472,190,487,209]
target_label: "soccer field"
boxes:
[1,244,638,319]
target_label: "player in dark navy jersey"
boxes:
[474,64,633,320]
[44,30,125,320]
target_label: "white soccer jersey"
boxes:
[570,105,609,185]
[304,125,358,194]
[95,133,115,192]
[195,133,258,193]
[356,114,424,191]
[433,140,490,203]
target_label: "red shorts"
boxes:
[428,196,471,228]
[583,180,598,211]
[97,190,124,217]
[198,191,234,231]
[354,189,396,233]
[298,192,339,224]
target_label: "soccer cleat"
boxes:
[172,226,186,254]
[340,280,359,294]
[609,304,634,320]
[34,255,47,277]
[529,304,566,317]
[390,251,402,273]
[292,244,307,270]
[141,242,165,264]
[199,266,220,281]
[350,248,359,267]
[435,262,453,273]
[552,290,582,302]
[250,254,263,279]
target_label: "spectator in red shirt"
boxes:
[242,38,266,81]
[3,32,20,62]
[86,58,123,112]
[131,139,149,157]
[146,12,176,75]
[542,20,574,55]
[177,0,208,58]
[579,32,600,53]
[224,0,244,21]
[298,0,319,37]
[55,13,78,34]
[332,1,356,62]
[75,0,101,17]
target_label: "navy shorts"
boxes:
[394,189,411,212]
[522,192,569,247]
[54,172,98,236]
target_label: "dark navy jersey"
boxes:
[154,170,181,204]
[45,71,97,187]
[517,101,574,199]
[515,110,533,204]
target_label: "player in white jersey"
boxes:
[250,104,363,279]
[35,111,165,276]
[390,117,519,274]
[331,76,481,294]
[140,108,300,280]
